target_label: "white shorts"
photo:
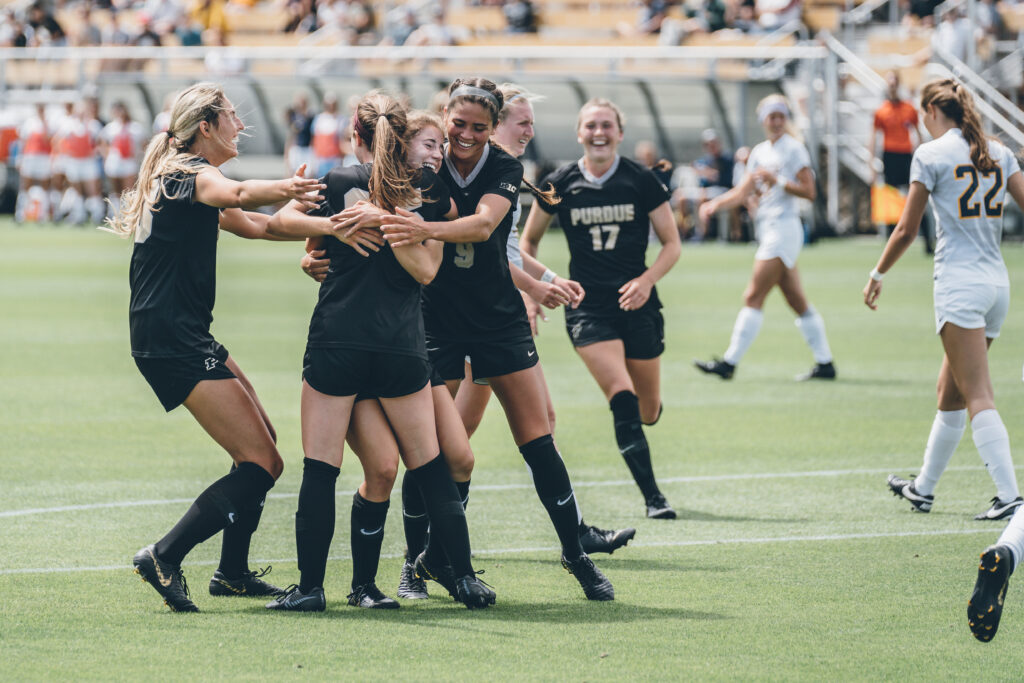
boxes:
[934,280,1009,338]
[754,218,803,268]
[64,157,99,183]
[104,154,137,179]
[18,153,51,180]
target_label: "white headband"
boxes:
[757,101,790,123]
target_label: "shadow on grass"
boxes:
[668,507,803,524]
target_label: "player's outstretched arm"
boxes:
[195,163,324,211]
[864,181,930,310]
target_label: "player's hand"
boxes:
[863,278,883,310]
[698,200,717,225]
[335,228,384,257]
[522,290,543,336]
[301,248,330,282]
[285,164,325,210]
[619,274,653,311]
[330,200,384,235]
[554,276,585,309]
[530,279,572,309]
[381,207,431,248]
[752,168,778,187]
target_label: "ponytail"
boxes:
[921,78,996,172]
[357,92,418,214]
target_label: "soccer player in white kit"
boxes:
[694,95,836,381]
[857,79,1024,642]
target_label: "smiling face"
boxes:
[408,124,444,171]
[199,99,244,164]
[444,101,494,166]
[577,105,623,164]
[761,111,787,141]
[493,99,534,158]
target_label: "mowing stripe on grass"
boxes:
[0,464,993,518]
[0,527,999,576]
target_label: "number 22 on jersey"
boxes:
[955,165,1003,219]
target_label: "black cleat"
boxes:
[397,560,429,599]
[265,584,326,612]
[975,496,1024,521]
[694,358,735,380]
[561,554,614,601]
[579,524,636,555]
[347,582,399,609]
[796,361,837,381]
[454,574,496,609]
[887,474,933,513]
[209,566,285,597]
[968,545,1014,642]
[414,551,458,599]
[646,493,677,520]
[132,545,198,613]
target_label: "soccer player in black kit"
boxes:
[381,78,615,601]
[522,97,682,519]
[112,82,326,612]
[266,92,494,611]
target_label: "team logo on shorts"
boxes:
[571,321,583,340]
[204,357,219,371]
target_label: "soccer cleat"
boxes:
[646,493,677,520]
[454,574,496,609]
[132,544,199,613]
[968,544,1014,642]
[265,584,326,612]
[796,361,837,381]
[693,358,735,380]
[347,582,400,609]
[887,474,933,513]
[561,554,615,601]
[414,550,458,599]
[975,496,1024,521]
[209,566,285,597]
[397,560,429,599]
[579,524,636,555]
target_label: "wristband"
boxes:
[540,269,557,283]
[869,268,884,282]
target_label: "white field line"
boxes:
[0,465,983,519]
[0,528,998,576]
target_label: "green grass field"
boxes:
[4,220,1024,680]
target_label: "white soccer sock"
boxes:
[972,409,1019,502]
[723,306,764,366]
[997,510,1024,569]
[15,190,26,221]
[794,305,833,364]
[913,409,967,496]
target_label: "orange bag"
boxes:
[871,184,906,225]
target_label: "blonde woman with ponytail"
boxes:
[862,79,1024,642]
[265,91,494,612]
[124,82,326,613]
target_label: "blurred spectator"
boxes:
[756,0,801,29]
[100,101,146,218]
[68,5,102,47]
[189,0,230,35]
[25,2,66,46]
[142,0,187,38]
[381,4,419,45]
[902,0,941,27]
[132,15,163,47]
[0,9,28,47]
[203,28,246,74]
[504,0,538,33]
[174,15,204,45]
[693,128,734,240]
[311,93,344,176]
[405,6,455,46]
[15,103,53,223]
[283,0,317,33]
[285,93,315,177]
[618,0,668,37]
[634,140,673,189]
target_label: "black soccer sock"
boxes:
[155,462,275,567]
[456,479,471,509]
[401,469,430,562]
[519,434,585,560]
[408,455,473,578]
[295,458,340,593]
[217,463,267,578]
[610,391,662,501]
[350,491,389,590]
[422,478,472,566]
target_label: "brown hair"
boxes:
[446,77,504,127]
[920,79,995,172]
[406,109,443,140]
[355,91,418,213]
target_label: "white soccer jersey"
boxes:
[746,133,811,227]
[911,128,1021,286]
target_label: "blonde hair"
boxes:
[105,82,228,237]
[355,91,419,213]
[496,83,543,124]
[576,97,625,133]
[755,94,802,141]
[920,79,996,172]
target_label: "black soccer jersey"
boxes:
[536,155,670,315]
[422,143,529,341]
[129,157,222,358]
[305,163,451,357]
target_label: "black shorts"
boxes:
[303,347,430,398]
[882,151,913,188]
[134,342,233,412]
[565,306,665,359]
[427,336,539,383]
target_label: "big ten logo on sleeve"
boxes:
[569,204,635,251]
[498,182,518,194]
